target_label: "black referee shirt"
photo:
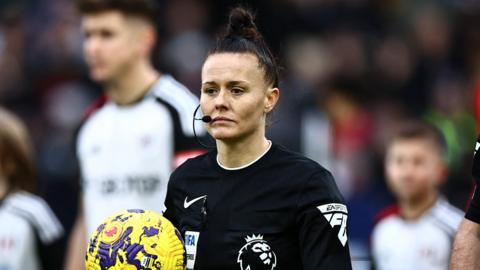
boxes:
[164,143,352,270]
[466,185,480,223]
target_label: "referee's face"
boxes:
[81,11,150,83]
[200,53,279,142]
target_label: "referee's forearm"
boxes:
[450,219,480,270]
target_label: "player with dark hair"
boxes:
[371,120,462,269]
[164,7,352,270]
[0,107,64,269]
[65,0,205,269]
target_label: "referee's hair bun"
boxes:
[226,7,260,40]
[209,6,279,88]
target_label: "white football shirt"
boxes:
[77,75,204,236]
[0,191,64,270]
[371,197,463,270]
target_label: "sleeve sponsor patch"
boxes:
[317,203,348,246]
[185,231,200,270]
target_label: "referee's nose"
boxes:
[214,88,229,111]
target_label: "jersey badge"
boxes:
[237,234,277,270]
[185,230,200,270]
[318,203,348,246]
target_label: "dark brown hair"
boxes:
[0,108,36,194]
[209,7,279,88]
[77,0,158,26]
[388,120,447,158]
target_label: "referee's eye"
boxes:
[203,87,218,96]
[231,87,244,96]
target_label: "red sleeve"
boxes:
[474,82,480,133]
[82,94,108,121]
[373,205,400,226]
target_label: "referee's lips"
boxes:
[211,116,234,124]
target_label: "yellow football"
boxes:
[85,209,185,270]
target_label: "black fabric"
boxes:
[155,97,206,152]
[466,137,480,223]
[36,229,65,270]
[466,185,480,223]
[164,143,352,270]
[472,137,480,180]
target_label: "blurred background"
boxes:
[1,0,480,268]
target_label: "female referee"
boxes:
[164,7,352,270]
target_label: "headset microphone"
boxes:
[200,115,212,123]
[193,105,215,148]
[193,105,212,123]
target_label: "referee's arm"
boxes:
[451,138,480,270]
[296,170,352,270]
[451,219,480,270]
[451,187,480,270]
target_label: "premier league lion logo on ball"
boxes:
[86,209,185,270]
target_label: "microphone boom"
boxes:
[192,104,214,148]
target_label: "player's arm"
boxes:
[450,137,480,269]
[171,119,206,168]
[451,218,480,269]
[154,99,206,169]
[163,189,177,227]
[163,169,181,228]
[296,169,352,270]
[65,122,88,270]
[64,200,87,270]
[30,197,66,270]
[38,225,66,269]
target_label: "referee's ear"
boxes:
[264,87,279,114]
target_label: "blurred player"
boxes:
[0,107,65,269]
[65,0,205,269]
[371,121,463,270]
[450,136,480,269]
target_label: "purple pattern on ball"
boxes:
[125,243,144,268]
[97,223,106,233]
[98,227,133,269]
[128,209,145,213]
[143,226,159,237]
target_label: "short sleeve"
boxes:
[296,169,352,270]
[154,98,207,168]
[5,192,66,269]
[466,184,480,223]
[163,169,182,228]
[37,231,66,270]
